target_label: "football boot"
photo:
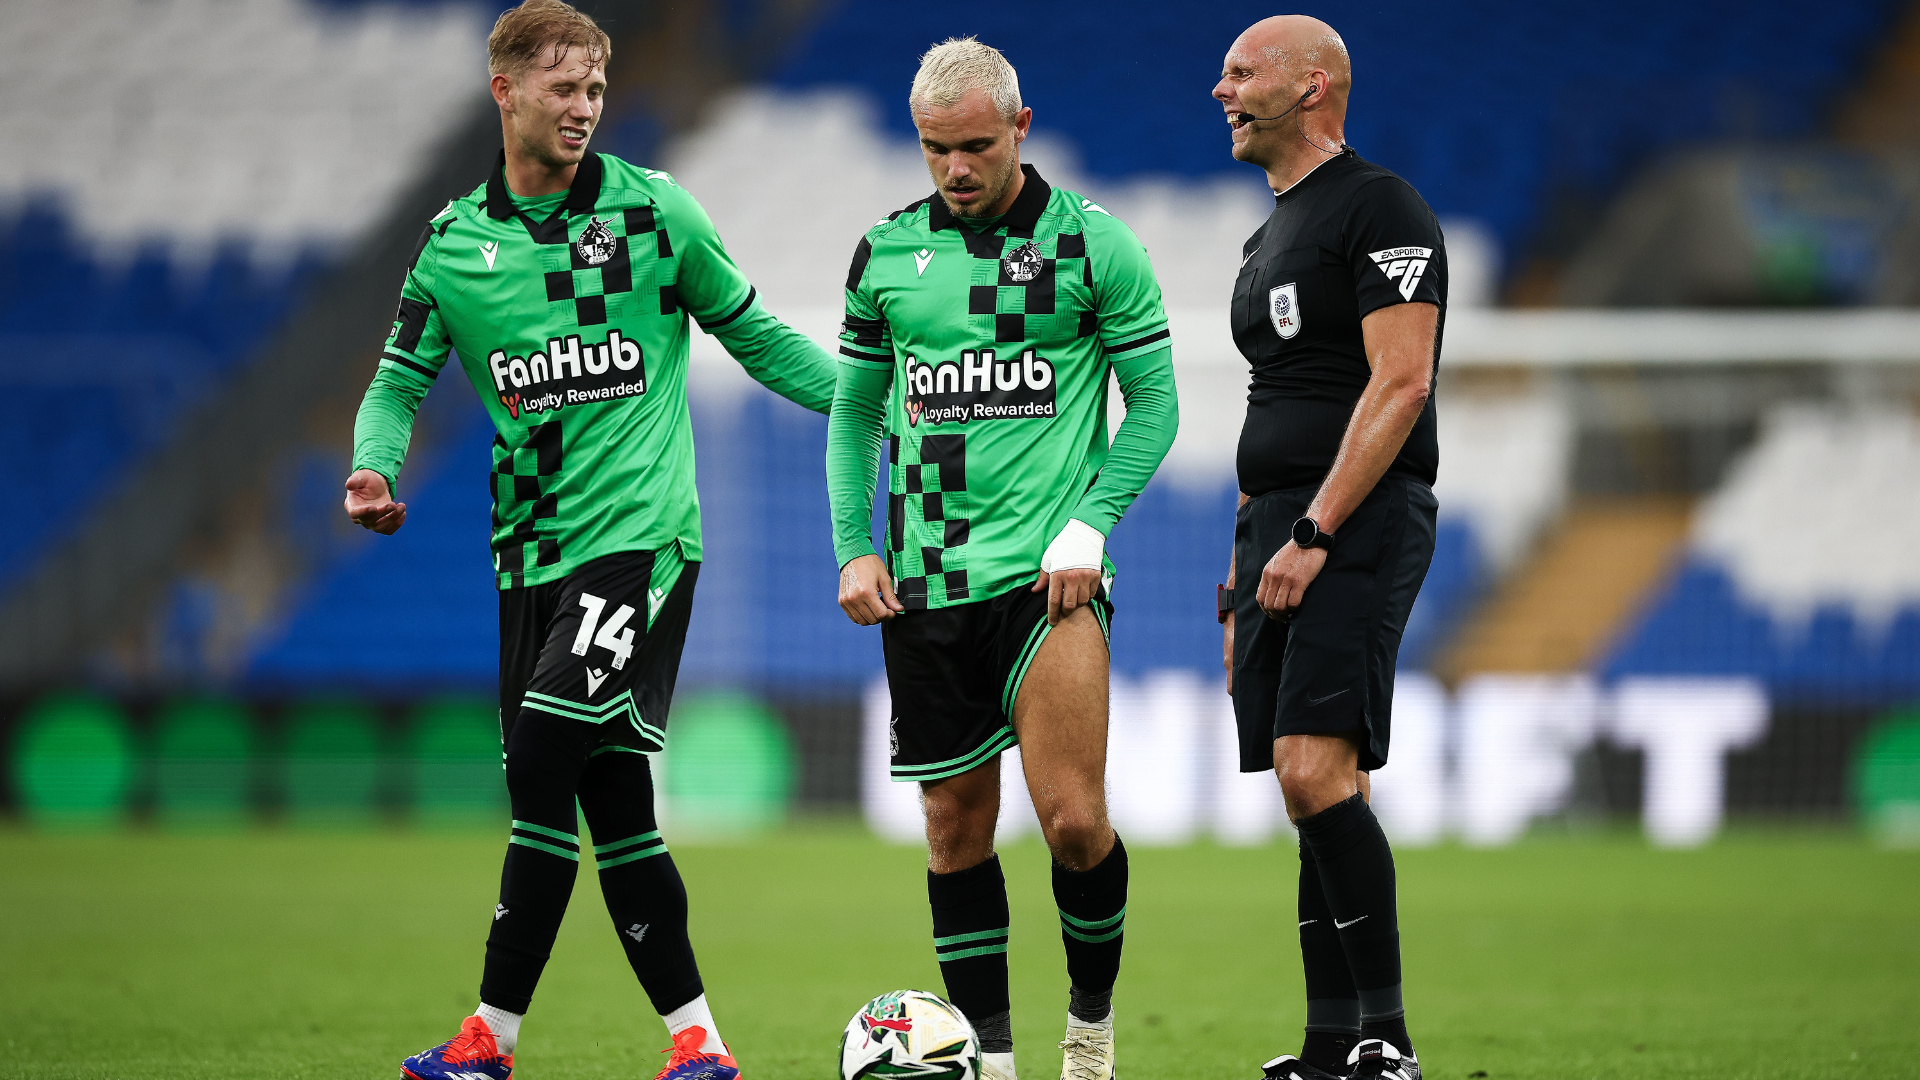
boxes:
[1058,1017,1115,1080]
[400,1014,512,1080]
[1344,1039,1419,1080]
[653,1026,741,1080]
[1258,1053,1345,1080]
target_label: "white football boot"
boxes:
[1057,1014,1115,1080]
[979,1051,1019,1080]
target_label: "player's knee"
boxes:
[1274,756,1345,819]
[1040,804,1106,865]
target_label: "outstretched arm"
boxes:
[665,182,836,413]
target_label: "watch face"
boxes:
[1292,517,1316,547]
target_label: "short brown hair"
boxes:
[488,0,610,78]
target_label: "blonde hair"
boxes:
[909,36,1022,120]
[488,0,610,78]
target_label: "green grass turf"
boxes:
[3,823,1916,1079]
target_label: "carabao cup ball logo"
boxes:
[1001,240,1043,283]
[576,216,618,266]
[840,990,979,1080]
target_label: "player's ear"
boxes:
[1012,106,1032,142]
[491,71,515,111]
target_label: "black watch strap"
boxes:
[1217,584,1234,623]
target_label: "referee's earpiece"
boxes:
[1308,85,1319,96]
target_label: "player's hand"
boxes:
[1257,541,1327,620]
[344,469,407,535]
[840,554,904,625]
[1032,566,1100,627]
[1223,610,1234,695]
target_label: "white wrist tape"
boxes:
[1041,518,1106,573]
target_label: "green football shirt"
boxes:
[828,166,1177,609]
[353,151,835,593]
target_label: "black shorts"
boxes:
[1231,477,1436,773]
[498,547,699,755]
[880,582,1112,784]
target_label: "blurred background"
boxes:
[4,0,1920,851]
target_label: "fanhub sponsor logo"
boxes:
[903,349,1055,427]
[489,330,646,419]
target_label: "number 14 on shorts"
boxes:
[571,592,636,669]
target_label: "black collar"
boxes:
[926,164,1051,235]
[485,149,605,220]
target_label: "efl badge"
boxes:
[1002,240,1043,283]
[576,216,618,266]
[1269,282,1301,340]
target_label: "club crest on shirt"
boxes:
[576,216,618,266]
[1002,240,1044,283]
[1269,282,1301,340]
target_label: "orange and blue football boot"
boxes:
[400,1014,513,1080]
[653,1026,740,1080]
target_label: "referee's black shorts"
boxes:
[1231,476,1436,773]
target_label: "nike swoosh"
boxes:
[1307,688,1350,706]
[1298,919,1318,927]
[1334,915,1367,929]
[1242,245,1261,267]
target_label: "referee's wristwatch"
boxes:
[1291,515,1336,551]
[1217,584,1234,624]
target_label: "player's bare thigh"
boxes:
[1012,604,1114,870]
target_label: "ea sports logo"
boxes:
[576,216,618,266]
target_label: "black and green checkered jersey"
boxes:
[827,166,1179,609]
[353,151,835,591]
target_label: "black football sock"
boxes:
[578,749,704,1015]
[928,855,1013,1053]
[1297,843,1360,1071]
[1053,834,1128,1023]
[481,710,592,1013]
[1294,793,1412,1058]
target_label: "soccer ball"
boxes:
[839,990,980,1080]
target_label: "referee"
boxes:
[1213,17,1443,1080]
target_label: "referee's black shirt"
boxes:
[1231,149,1446,496]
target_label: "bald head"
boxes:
[1241,15,1350,104]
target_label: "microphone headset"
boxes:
[1232,85,1315,125]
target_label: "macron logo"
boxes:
[479,241,499,271]
[494,904,509,921]
[1080,198,1110,216]
[1369,247,1433,302]
[586,668,609,696]
[914,248,935,276]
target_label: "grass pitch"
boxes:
[3,823,1915,1080]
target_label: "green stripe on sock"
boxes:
[1059,905,1126,931]
[509,835,581,862]
[511,820,579,844]
[933,927,1009,947]
[592,830,662,855]
[1061,922,1125,944]
[596,842,668,869]
[935,943,1010,961]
